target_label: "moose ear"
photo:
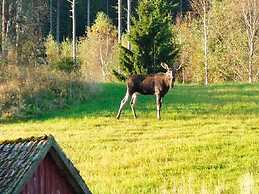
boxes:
[161,63,169,70]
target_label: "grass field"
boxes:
[1,83,259,193]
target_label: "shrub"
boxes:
[44,35,60,65]
[0,64,96,119]
[45,35,76,73]
[78,12,118,81]
[52,57,75,73]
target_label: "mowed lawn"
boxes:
[1,83,259,193]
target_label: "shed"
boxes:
[0,135,92,194]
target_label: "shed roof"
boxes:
[0,135,91,194]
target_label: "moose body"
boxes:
[116,63,180,120]
[127,74,172,96]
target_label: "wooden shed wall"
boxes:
[20,153,76,194]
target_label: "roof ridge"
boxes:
[0,135,52,145]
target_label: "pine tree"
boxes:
[114,0,179,80]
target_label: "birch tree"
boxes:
[56,0,60,42]
[241,0,259,83]
[67,0,77,65]
[118,0,121,43]
[127,0,131,49]
[106,0,109,15]
[16,0,22,64]
[87,0,90,27]
[1,0,48,65]
[1,0,6,60]
[49,0,53,35]
[191,0,211,86]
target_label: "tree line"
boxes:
[0,0,258,83]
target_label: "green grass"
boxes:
[1,83,259,193]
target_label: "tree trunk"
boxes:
[190,0,210,85]
[182,67,185,84]
[72,0,76,66]
[87,0,90,27]
[1,0,6,60]
[180,0,183,15]
[127,0,131,49]
[56,0,60,42]
[49,0,53,35]
[118,0,121,43]
[248,38,254,83]
[242,0,259,83]
[99,45,106,81]
[16,0,22,65]
[203,3,209,86]
[106,0,109,16]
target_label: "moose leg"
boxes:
[156,95,162,120]
[130,93,137,119]
[116,91,130,119]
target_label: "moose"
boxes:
[116,63,181,120]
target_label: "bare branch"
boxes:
[66,0,73,4]
[241,0,259,82]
